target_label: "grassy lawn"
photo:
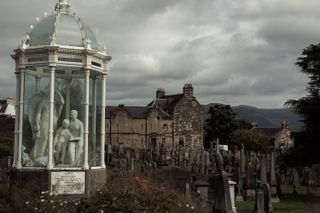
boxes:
[236,185,308,213]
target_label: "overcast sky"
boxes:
[1,0,318,108]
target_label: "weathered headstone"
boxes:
[269,151,279,202]
[194,179,210,201]
[228,180,237,213]
[253,182,265,213]
[212,139,235,213]
[290,168,300,186]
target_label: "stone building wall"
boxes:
[106,108,173,150]
[106,84,203,152]
[173,96,203,149]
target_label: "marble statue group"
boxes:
[27,88,84,167]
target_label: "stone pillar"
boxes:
[12,72,20,168]
[270,152,276,185]
[16,70,25,169]
[237,146,246,201]
[100,74,107,168]
[270,151,279,202]
[83,69,90,170]
[260,155,267,184]
[65,78,71,119]
[229,181,237,213]
[91,77,97,166]
[47,66,55,170]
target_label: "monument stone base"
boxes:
[10,168,106,198]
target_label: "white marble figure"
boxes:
[53,119,73,165]
[68,110,84,166]
[29,89,64,162]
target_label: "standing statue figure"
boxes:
[69,110,84,166]
[29,89,64,161]
[53,119,73,165]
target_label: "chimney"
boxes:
[156,88,165,98]
[183,84,193,97]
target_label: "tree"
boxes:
[204,104,252,148]
[204,104,236,146]
[285,44,320,164]
[230,129,272,152]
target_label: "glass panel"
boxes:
[30,15,56,46]
[56,14,83,47]
[80,20,99,50]
[89,77,102,166]
[53,78,84,167]
[22,74,50,167]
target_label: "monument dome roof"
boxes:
[29,0,100,50]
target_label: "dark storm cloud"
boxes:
[0,0,314,108]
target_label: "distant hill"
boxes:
[203,104,303,132]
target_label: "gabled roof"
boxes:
[106,105,172,120]
[106,106,150,119]
[147,93,184,114]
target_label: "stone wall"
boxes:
[106,108,174,150]
[173,96,203,149]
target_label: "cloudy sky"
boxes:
[1,0,318,108]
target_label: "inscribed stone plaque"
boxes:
[51,171,85,195]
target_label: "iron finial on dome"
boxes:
[55,0,70,14]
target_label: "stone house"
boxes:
[254,121,294,152]
[106,84,203,151]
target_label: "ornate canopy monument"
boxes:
[11,0,111,196]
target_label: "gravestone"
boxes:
[290,168,300,186]
[212,139,235,213]
[269,151,279,202]
[260,155,267,184]
[194,179,210,201]
[228,180,237,213]
[245,152,256,200]
[253,182,265,213]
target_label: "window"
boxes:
[163,124,168,131]
[162,138,166,144]
[179,138,184,146]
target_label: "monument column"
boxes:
[92,77,97,166]
[12,71,20,168]
[65,78,71,119]
[47,66,56,170]
[16,69,25,169]
[83,69,90,170]
[100,74,107,168]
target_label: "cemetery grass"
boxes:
[236,186,308,213]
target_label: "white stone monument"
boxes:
[11,0,111,197]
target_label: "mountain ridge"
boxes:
[203,103,303,132]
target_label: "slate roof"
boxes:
[106,106,171,119]
[147,93,184,114]
[106,106,149,119]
